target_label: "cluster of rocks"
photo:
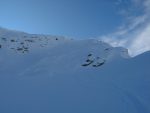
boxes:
[82,53,106,68]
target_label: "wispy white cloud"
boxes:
[128,24,150,56]
[100,0,150,57]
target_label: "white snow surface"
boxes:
[0,27,150,113]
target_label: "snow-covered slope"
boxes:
[0,27,150,113]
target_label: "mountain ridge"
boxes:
[0,27,150,113]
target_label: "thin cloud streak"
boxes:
[100,0,150,57]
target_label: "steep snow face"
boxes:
[0,28,150,113]
[0,28,129,76]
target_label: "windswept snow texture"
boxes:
[0,27,150,113]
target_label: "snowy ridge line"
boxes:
[0,27,150,113]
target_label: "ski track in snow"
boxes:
[113,84,149,113]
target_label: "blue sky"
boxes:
[0,0,127,38]
[0,0,150,56]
